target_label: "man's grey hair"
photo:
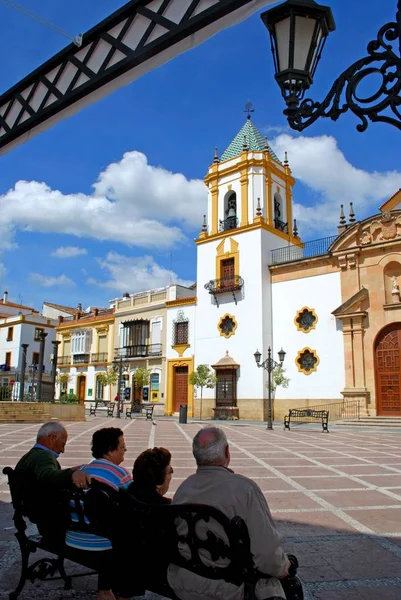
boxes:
[37,421,66,442]
[193,427,228,466]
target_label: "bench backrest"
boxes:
[289,409,329,418]
[3,467,117,540]
[120,490,257,587]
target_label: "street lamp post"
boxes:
[254,347,286,430]
[261,0,401,133]
[112,355,129,418]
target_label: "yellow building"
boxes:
[56,307,115,404]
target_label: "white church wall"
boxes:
[272,271,344,401]
[195,229,285,402]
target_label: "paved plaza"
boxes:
[0,417,400,599]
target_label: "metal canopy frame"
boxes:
[0,0,273,155]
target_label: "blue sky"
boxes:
[0,0,400,311]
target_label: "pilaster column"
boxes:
[265,174,272,224]
[240,170,249,227]
[211,181,219,234]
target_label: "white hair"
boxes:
[37,421,66,442]
[192,427,228,466]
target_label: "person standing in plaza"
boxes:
[169,426,290,600]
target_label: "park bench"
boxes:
[88,400,114,416]
[284,408,329,433]
[125,403,154,420]
[3,467,303,600]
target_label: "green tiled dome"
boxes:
[220,116,281,163]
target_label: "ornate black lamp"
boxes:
[254,347,286,430]
[261,0,401,132]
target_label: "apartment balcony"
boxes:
[72,354,90,365]
[57,356,71,366]
[115,344,163,359]
[91,352,108,364]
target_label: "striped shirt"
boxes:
[65,459,132,551]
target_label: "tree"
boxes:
[132,367,151,404]
[268,364,290,394]
[189,364,217,421]
[97,368,118,401]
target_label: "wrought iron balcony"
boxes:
[115,344,163,359]
[271,235,338,266]
[72,354,90,365]
[204,276,244,307]
[91,352,108,363]
[57,356,71,366]
[219,216,238,232]
[274,218,288,233]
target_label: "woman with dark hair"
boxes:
[129,447,173,504]
[65,427,133,600]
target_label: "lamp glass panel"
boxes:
[310,27,323,75]
[275,17,291,72]
[293,16,317,71]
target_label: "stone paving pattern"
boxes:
[0,417,400,599]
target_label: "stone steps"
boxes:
[339,417,401,427]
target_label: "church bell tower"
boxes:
[193,112,299,420]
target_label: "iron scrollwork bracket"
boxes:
[286,6,401,132]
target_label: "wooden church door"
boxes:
[375,324,401,416]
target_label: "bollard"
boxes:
[179,404,188,424]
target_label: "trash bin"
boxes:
[179,404,188,424]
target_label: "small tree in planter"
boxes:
[57,373,71,399]
[97,368,118,401]
[132,367,151,405]
[189,365,217,421]
[267,364,290,419]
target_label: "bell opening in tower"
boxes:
[220,191,238,232]
[274,191,288,233]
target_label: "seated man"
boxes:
[14,421,90,545]
[169,426,291,600]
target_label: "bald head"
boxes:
[193,427,229,467]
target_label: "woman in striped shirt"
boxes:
[65,427,134,600]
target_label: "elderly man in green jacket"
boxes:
[15,421,91,545]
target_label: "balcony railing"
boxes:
[219,216,238,232]
[57,356,71,366]
[91,352,108,363]
[115,344,163,359]
[204,276,244,307]
[72,354,90,365]
[270,235,338,266]
[274,218,288,233]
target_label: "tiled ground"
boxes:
[0,417,400,599]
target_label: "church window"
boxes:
[218,314,237,339]
[220,258,235,289]
[173,311,189,345]
[296,348,320,375]
[295,307,318,333]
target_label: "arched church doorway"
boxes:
[375,323,401,416]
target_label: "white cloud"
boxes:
[0,151,207,271]
[51,246,88,259]
[271,134,401,235]
[88,252,193,294]
[30,273,75,287]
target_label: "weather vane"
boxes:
[244,101,255,117]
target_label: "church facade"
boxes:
[165,117,401,420]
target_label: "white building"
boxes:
[0,292,57,395]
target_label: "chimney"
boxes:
[58,316,63,324]
[123,293,130,298]
[93,308,99,316]
[3,291,8,304]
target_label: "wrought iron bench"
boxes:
[3,467,303,600]
[106,402,115,417]
[284,408,329,433]
[125,403,154,420]
[88,400,111,416]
